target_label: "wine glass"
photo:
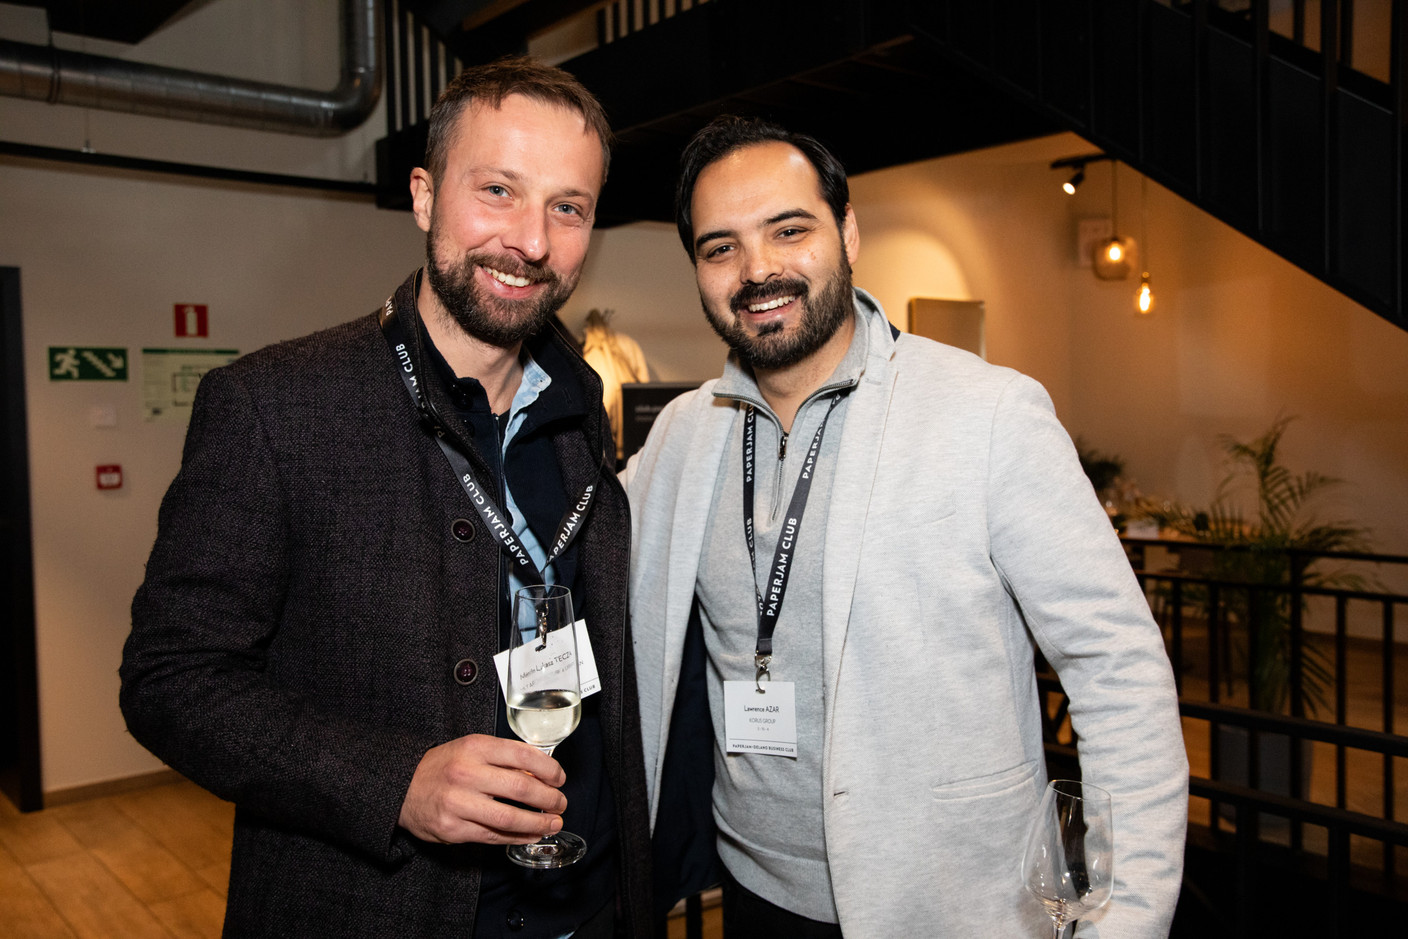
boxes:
[1021,779,1114,938]
[504,583,586,869]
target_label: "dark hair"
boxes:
[424,55,613,185]
[674,115,849,259]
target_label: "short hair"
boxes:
[675,115,849,259]
[423,55,613,185]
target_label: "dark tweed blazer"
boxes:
[120,273,651,937]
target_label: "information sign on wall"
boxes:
[142,348,239,422]
[48,347,128,381]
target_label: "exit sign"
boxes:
[48,347,128,381]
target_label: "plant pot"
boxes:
[1213,724,1313,840]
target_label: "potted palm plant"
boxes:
[1130,418,1373,813]
[1075,439,1127,529]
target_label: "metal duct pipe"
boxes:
[0,0,382,137]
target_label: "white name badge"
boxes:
[493,618,601,702]
[723,680,798,757]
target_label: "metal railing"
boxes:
[1040,538,1408,935]
[382,0,460,142]
[595,0,710,44]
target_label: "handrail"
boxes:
[1190,776,1408,846]
[1179,700,1408,757]
[1122,535,1408,568]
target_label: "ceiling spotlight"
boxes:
[1050,152,1110,195]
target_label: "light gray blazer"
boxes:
[625,290,1187,937]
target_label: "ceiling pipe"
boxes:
[0,0,382,137]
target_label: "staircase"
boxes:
[381,0,1406,331]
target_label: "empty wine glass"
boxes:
[1021,779,1114,938]
[504,584,585,869]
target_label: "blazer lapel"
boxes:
[820,310,898,702]
[654,393,737,771]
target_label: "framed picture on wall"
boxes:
[907,297,985,359]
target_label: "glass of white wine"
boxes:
[1021,779,1114,938]
[504,583,586,869]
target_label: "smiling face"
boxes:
[411,93,605,349]
[690,141,859,372]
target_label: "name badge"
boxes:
[723,680,798,757]
[493,618,601,702]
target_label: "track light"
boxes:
[1050,153,1110,195]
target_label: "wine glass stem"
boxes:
[1051,920,1067,939]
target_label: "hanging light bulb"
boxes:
[1134,175,1155,314]
[1105,239,1124,263]
[1136,272,1155,314]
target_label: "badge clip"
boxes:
[754,653,771,693]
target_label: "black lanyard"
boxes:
[742,391,846,687]
[378,286,597,587]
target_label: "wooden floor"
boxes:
[666,892,723,939]
[0,776,722,939]
[0,779,232,938]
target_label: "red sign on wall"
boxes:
[175,304,209,338]
[96,465,123,490]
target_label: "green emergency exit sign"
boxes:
[48,347,128,381]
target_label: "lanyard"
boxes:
[378,286,597,587]
[742,391,846,688]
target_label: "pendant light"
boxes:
[1092,161,1131,280]
[1135,175,1155,314]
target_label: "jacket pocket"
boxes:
[930,759,1040,802]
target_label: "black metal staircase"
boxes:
[909,0,1405,332]
[379,0,1407,331]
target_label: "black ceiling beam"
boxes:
[405,0,605,64]
[11,0,191,44]
[560,2,1056,226]
[377,0,1059,226]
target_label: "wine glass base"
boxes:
[506,831,587,869]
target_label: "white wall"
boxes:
[0,159,426,790]
[849,135,1084,415]
[0,0,382,180]
[561,222,722,383]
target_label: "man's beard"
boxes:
[703,257,854,371]
[424,225,576,349]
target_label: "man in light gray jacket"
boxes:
[623,115,1188,937]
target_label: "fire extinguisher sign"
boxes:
[175,304,209,338]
